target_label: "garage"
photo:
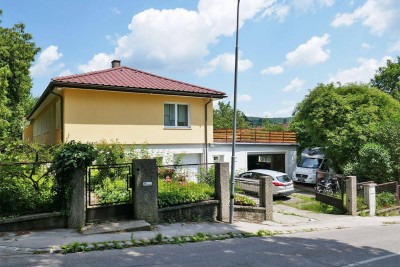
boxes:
[247,154,285,173]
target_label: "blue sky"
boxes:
[2,0,400,117]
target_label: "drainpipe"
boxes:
[50,88,64,143]
[204,98,213,166]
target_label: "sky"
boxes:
[2,0,400,118]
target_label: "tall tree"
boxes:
[213,101,250,130]
[0,10,40,139]
[370,56,400,102]
[290,83,400,172]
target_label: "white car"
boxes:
[235,169,294,197]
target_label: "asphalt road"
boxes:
[2,224,400,267]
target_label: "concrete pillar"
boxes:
[346,176,357,216]
[259,176,273,221]
[215,163,230,222]
[132,159,158,223]
[364,183,376,216]
[68,168,85,229]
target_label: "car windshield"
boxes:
[297,157,323,168]
[276,175,291,183]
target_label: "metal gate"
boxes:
[315,171,346,211]
[86,163,134,223]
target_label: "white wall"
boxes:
[138,143,297,176]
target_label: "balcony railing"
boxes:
[213,129,297,144]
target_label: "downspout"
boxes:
[50,89,64,143]
[204,98,213,167]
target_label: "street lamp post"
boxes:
[229,0,240,224]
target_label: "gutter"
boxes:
[50,89,64,143]
[204,98,213,166]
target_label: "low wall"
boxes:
[158,200,219,223]
[234,206,267,223]
[0,212,66,232]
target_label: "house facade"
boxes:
[24,60,297,175]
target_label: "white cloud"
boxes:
[292,0,335,12]
[58,69,73,77]
[260,65,284,75]
[331,0,399,36]
[389,39,400,52]
[196,52,252,76]
[79,0,279,73]
[285,34,330,67]
[274,105,295,117]
[282,78,305,92]
[361,42,373,49]
[237,94,252,102]
[30,45,64,77]
[261,3,290,22]
[328,57,391,84]
[79,53,114,73]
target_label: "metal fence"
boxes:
[357,181,399,212]
[315,171,346,211]
[0,161,59,218]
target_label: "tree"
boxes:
[371,56,400,102]
[290,83,400,172]
[0,10,40,139]
[262,117,285,131]
[213,101,250,130]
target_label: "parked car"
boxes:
[235,169,294,197]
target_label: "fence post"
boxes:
[259,176,273,221]
[364,183,376,216]
[215,162,230,222]
[68,168,86,229]
[132,159,158,223]
[346,176,357,216]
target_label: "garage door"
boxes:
[174,153,202,182]
[247,154,285,173]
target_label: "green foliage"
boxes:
[197,165,215,186]
[213,101,250,130]
[0,10,40,139]
[374,120,400,181]
[0,139,56,215]
[262,118,286,131]
[234,194,257,206]
[291,83,400,171]
[52,141,97,181]
[371,56,400,102]
[376,192,396,210]
[158,179,214,208]
[347,143,393,183]
[94,177,130,205]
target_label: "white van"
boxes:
[292,148,328,184]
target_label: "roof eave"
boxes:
[27,81,226,119]
[50,81,227,99]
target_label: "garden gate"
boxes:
[86,163,134,223]
[315,171,346,211]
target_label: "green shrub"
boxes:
[158,179,214,208]
[197,165,215,187]
[376,192,396,210]
[94,177,130,205]
[234,194,256,206]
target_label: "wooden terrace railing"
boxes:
[213,129,297,144]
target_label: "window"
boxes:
[164,103,189,127]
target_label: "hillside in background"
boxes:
[245,117,293,127]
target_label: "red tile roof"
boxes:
[51,66,225,98]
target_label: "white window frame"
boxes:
[164,103,191,129]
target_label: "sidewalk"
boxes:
[1,205,400,256]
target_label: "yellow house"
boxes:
[25,60,298,175]
[24,60,226,147]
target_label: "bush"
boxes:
[197,165,215,187]
[94,177,130,205]
[376,192,396,210]
[234,194,256,206]
[158,179,214,208]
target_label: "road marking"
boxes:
[343,252,400,266]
